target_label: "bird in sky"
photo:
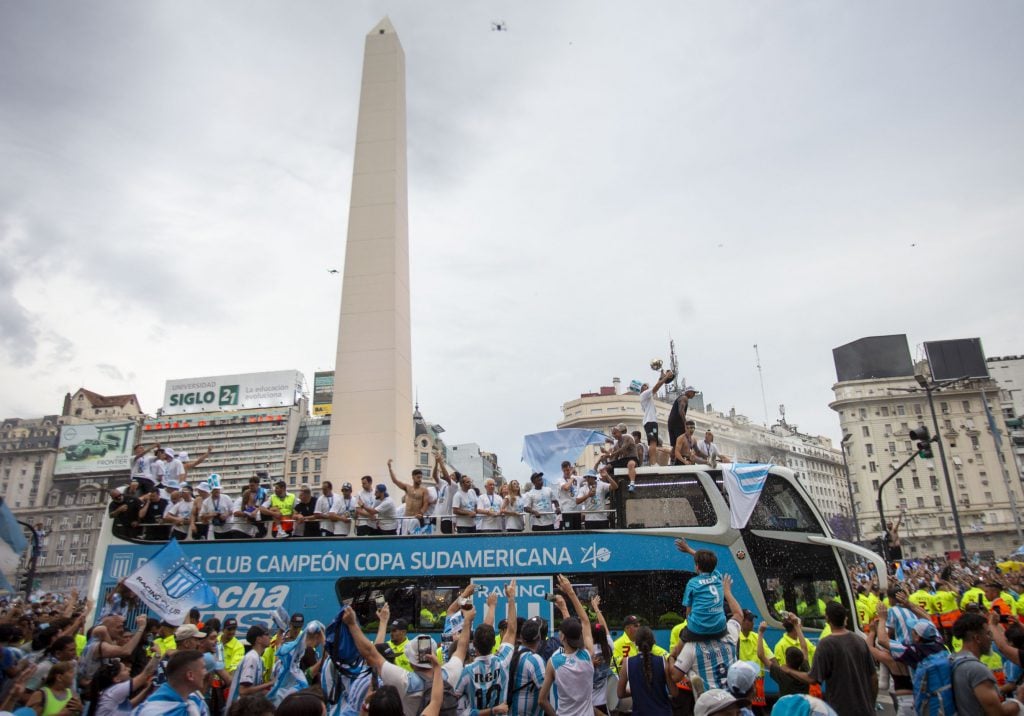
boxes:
[327,269,339,274]
[492,21,507,31]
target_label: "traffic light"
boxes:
[909,426,933,459]
[18,573,32,597]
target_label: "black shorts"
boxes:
[644,422,660,445]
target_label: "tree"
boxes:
[827,513,857,542]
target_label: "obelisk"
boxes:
[327,17,413,487]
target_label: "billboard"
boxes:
[833,335,914,382]
[163,370,303,415]
[925,339,989,381]
[313,371,334,416]
[55,421,137,475]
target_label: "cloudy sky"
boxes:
[2,1,1022,479]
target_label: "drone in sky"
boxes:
[491,21,507,32]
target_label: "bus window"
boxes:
[336,578,419,632]
[743,532,846,630]
[563,571,694,632]
[624,478,716,528]
[418,585,462,631]
[747,475,822,533]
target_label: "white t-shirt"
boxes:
[375,496,398,532]
[477,491,502,531]
[131,455,154,483]
[423,486,439,518]
[200,494,233,534]
[579,481,611,522]
[524,486,556,528]
[162,458,185,485]
[225,496,257,537]
[95,679,132,716]
[356,489,375,528]
[452,489,478,528]
[503,496,526,532]
[148,459,166,484]
[557,476,580,514]
[640,388,658,424]
[438,479,456,518]
[316,493,352,536]
[165,499,193,533]
[227,649,264,709]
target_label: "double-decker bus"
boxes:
[90,464,884,692]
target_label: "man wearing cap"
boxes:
[225,625,273,710]
[601,424,640,493]
[576,469,618,529]
[342,596,473,715]
[725,661,758,716]
[355,475,376,536]
[667,386,699,465]
[159,447,186,489]
[692,688,748,716]
[259,480,296,538]
[200,483,234,540]
[361,484,398,536]
[220,618,244,675]
[523,473,557,532]
[452,473,479,534]
[315,481,353,537]
[386,619,413,672]
[613,615,668,673]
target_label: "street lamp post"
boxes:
[840,433,861,542]
[916,375,968,557]
[876,451,922,564]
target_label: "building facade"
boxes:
[987,355,1024,485]
[830,364,1024,558]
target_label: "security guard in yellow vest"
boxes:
[960,581,990,611]
[259,480,297,536]
[387,618,413,672]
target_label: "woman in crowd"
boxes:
[617,625,675,716]
[25,660,81,716]
[83,652,159,716]
[501,479,526,533]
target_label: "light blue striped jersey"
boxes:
[456,643,514,713]
[508,649,545,716]
[676,619,739,690]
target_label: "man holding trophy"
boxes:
[639,360,675,466]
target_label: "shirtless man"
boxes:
[388,459,430,526]
[673,421,701,465]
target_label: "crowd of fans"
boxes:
[4,544,1024,715]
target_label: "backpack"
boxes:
[417,678,460,716]
[912,649,955,716]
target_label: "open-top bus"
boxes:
[89,464,885,694]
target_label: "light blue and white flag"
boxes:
[721,463,772,529]
[322,662,373,716]
[123,538,217,626]
[521,429,609,485]
[132,682,209,716]
[0,498,28,593]
[268,620,324,705]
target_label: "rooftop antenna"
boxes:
[754,344,769,427]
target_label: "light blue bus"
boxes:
[90,464,884,687]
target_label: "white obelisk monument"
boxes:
[327,17,413,487]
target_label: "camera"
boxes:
[212,516,226,527]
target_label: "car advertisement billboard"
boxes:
[313,371,334,416]
[55,421,137,475]
[162,370,303,415]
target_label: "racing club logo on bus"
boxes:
[162,563,204,599]
[110,553,134,580]
[581,543,611,569]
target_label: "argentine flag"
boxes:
[521,429,609,485]
[123,539,217,626]
[267,620,324,705]
[721,463,772,529]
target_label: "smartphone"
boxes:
[375,595,386,609]
[417,635,432,660]
[459,597,473,610]
[543,593,557,603]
